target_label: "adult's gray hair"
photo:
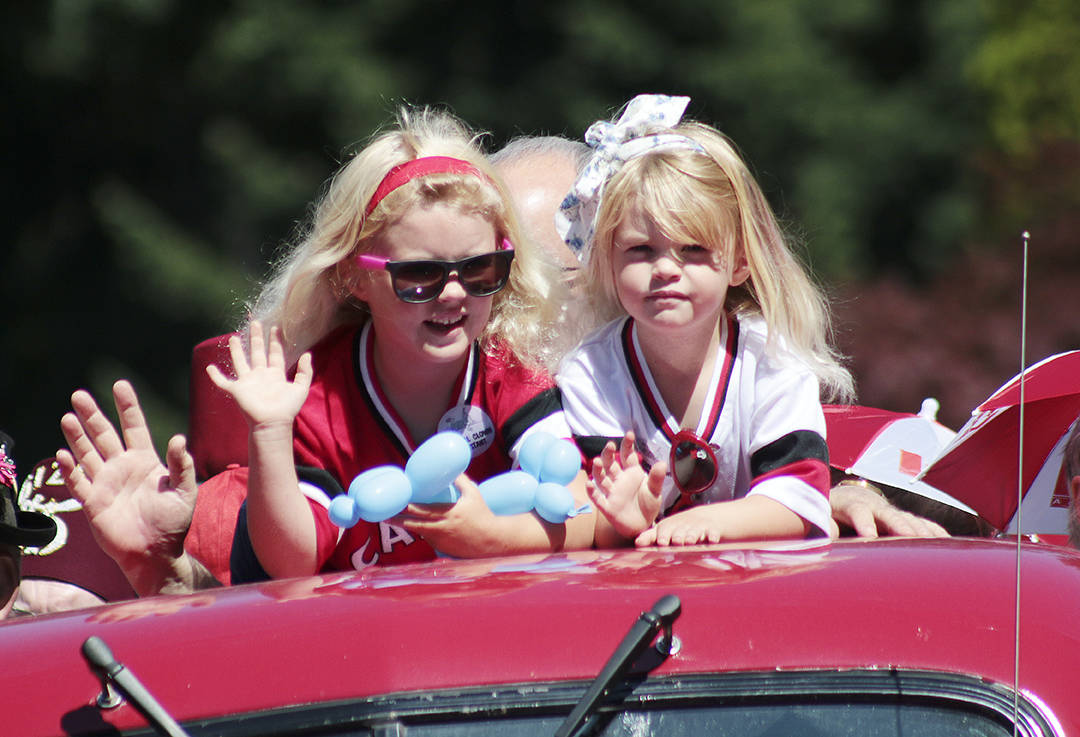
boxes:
[491,135,591,174]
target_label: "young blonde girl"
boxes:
[556,95,853,548]
[209,107,591,581]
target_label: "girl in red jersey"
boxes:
[208,108,593,581]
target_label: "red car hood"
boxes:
[3,537,1077,735]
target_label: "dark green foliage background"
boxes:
[3,0,1078,467]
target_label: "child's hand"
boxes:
[399,472,589,557]
[635,504,721,547]
[398,475,502,558]
[635,495,809,546]
[589,432,664,544]
[206,321,313,430]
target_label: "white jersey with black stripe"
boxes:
[557,314,831,533]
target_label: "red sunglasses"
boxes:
[669,429,719,498]
[356,239,515,304]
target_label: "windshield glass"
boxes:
[404,702,1013,737]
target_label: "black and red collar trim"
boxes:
[353,321,479,455]
[620,316,739,443]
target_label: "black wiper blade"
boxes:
[82,635,193,737]
[554,594,681,737]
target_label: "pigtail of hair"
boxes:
[729,156,855,403]
[245,138,380,365]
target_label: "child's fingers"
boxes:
[399,504,450,522]
[599,440,618,470]
[584,477,606,505]
[646,462,667,499]
[618,431,637,468]
[267,325,286,368]
[635,526,658,547]
[586,484,615,519]
[205,364,233,391]
[584,481,600,506]
[293,352,314,390]
[248,321,267,369]
[584,477,597,499]
[399,518,431,538]
[670,527,700,545]
[651,517,695,546]
[600,441,628,480]
[591,456,612,488]
[665,523,705,546]
[227,333,250,374]
[656,524,683,546]
[452,473,480,496]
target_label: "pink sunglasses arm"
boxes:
[355,238,512,270]
[356,254,389,270]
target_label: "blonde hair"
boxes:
[247,107,564,371]
[583,120,854,402]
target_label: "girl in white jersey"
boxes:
[556,95,854,548]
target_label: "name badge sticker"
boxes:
[438,405,495,456]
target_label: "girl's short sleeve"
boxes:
[742,347,831,535]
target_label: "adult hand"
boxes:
[56,380,202,596]
[829,481,949,538]
[15,579,105,616]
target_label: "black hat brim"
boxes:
[0,510,58,548]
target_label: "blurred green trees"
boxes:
[3,0,1077,465]
[971,0,1080,154]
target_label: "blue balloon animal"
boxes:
[328,430,590,528]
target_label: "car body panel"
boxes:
[3,537,1078,735]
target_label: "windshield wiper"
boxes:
[82,635,193,737]
[554,594,682,737]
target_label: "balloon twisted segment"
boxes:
[328,431,591,528]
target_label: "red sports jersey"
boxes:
[232,322,570,580]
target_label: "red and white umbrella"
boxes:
[824,399,975,513]
[919,350,1080,534]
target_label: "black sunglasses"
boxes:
[356,239,515,304]
[669,429,719,498]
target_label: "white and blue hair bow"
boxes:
[555,94,705,264]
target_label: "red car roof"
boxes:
[3,537,1077,735]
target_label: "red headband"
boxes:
[364,156,487,217]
